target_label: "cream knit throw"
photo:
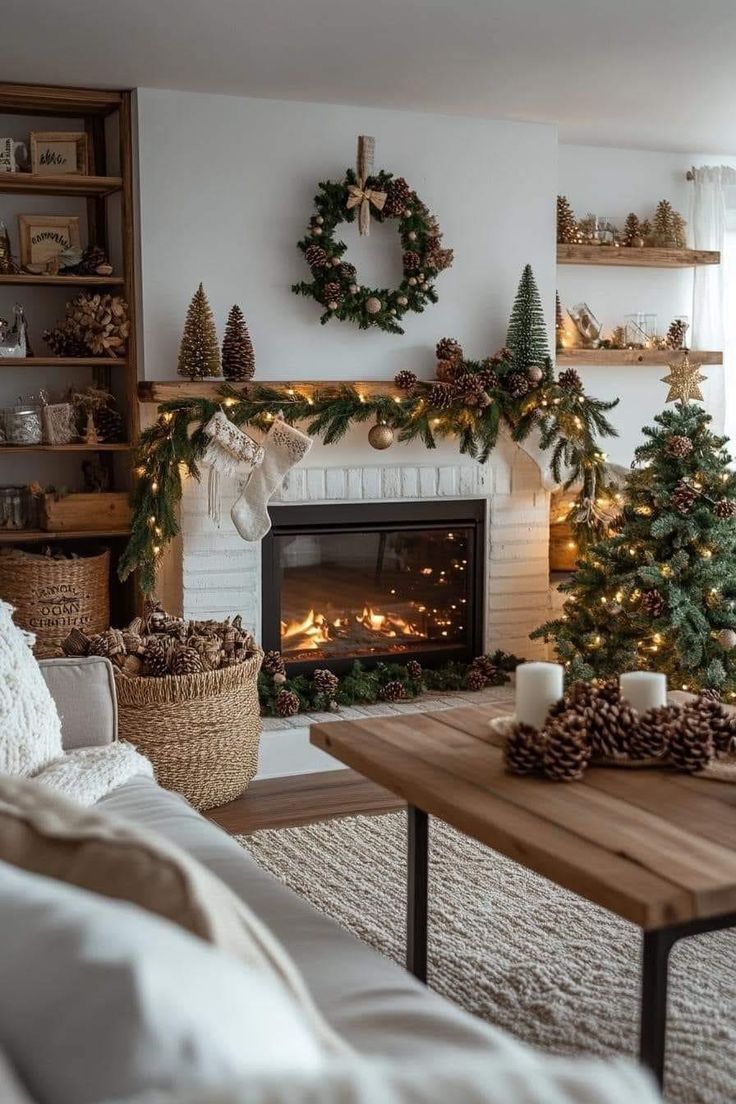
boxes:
[0,602,151,805]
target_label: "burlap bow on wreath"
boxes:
[345,138,387,235]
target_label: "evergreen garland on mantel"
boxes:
[120,361,618,593]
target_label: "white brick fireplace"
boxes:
[179,432,553,662]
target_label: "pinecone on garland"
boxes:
[381,680,408,703]
[464,667,487,691]
[672,480,698,514]
[394,370,418,392]
[384,176,413,217]
[542,714,592,781]
[668,710,714,773]
[304,244,329,269]
[505,372,530,399]
[427,382,456,410]
[558,368,583,392]
[275,689,301,718]
[666,435,693,459]
[627,705,676,760]
[504,723,544,775]
[402,251,421,272]
[689,697,736,754]
[262,650,286,676]
[406,659,423,681]
[714,499,736,519]
[435,359,462,383]
[640,589,666,618]
[436,337,464,364]
[471,655,500,683]
[339,262,357,281]
[170,646,205,676]
[322,282,343,308]
[313,668,339,700]
[454,372,483,397]
[477,363,499,390]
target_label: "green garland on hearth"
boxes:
[119,352,618,594]
[258,652,519,717]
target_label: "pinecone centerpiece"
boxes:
[543,714,591,781]
[504,723,544,775]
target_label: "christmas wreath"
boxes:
[292,136,453,335]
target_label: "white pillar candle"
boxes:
[515,662,564,730]
[619,671,667,714]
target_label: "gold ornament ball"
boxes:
[390,308,397,316]
[403,207,412,217]
[313,226,323,236]
[632,235,644,248]
[408,277,418,287]
[408,230,417,241]
[365,296,382,315]
[368,421,394,450]
[327,300,339,311]
[717,628,736,650]
[349,283,358,294]
[331,257,341,267]
[397,295,408,307]
[528,365,543,382]
[315,216,324,225]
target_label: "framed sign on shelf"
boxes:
[17,213,81,269]
[30,130,88,175]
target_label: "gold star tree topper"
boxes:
[661,353,706,404]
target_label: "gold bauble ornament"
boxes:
[397,295,408,307]
[528,365,543,382]
[403,207,412,217]
[661,353,706,404]
[331,257,341,267]
[313,226,323,236]
[365,297,382,315]
[408,277,418,287]
[368,421,394,450]
[408,230,417,241]
[327,300,339,311]
[349,283,358,294]
[717,628,736,650]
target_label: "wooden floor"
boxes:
[206,769,404,834]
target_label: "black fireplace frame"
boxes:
[261,500,485,674]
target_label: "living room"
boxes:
[0,2,734,1102]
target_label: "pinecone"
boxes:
[93,404,123,443]
[142,638,172,677]
[406,659,423,681]
[668,709,714,773]
[62,627,90,656]
[567,677,620,709]
[714,499,736,519]
[304,244,329,269]
[504,723,544,776]
[313,668,339,699]
[170,646,205,676]
[505,372,530,399]
[339,262,357,281]
[585,698,638,759]
[672,480,697,514]
[464,667,487,691]
[454,372,483,396]
[435,359,462,383]
[43,324,89,358]
[275,689,301,718]
[640,589,665,618]
[627,705,676,760]
[699,687,722,703]
[435,337,464,364]
[71,244,110,276]
[542,715,592,781]
[477,364,499,390]
[402,251,421,272]
[394,370,418,392]
[322,282,343,307]
[666,435,693,458]
[427,382,456,410]
[665,318,688,350]
[471,655,499,683]
[262,650,286,676]
[188,635,223,671]
[689,697,736,754]
[381,680,408,703]
[87,629,125,659]
[558,368,583,392]
[384,176,413,217]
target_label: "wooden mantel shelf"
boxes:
[138,379,401,403]
[557,244,720,268]
[558,349,723,366]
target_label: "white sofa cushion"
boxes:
[0,860,328,1104]
[0,601,61,776]
[39,655,117,749]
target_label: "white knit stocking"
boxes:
[231,419,312,541]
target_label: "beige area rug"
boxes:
[239,811,735,1104]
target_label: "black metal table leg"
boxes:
[639,928,673,1088]
[406,805,428,982]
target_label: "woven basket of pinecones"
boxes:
[62,601,263,811]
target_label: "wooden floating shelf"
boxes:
[0,443,132,453]
[0,528,130,544]
[558,349,723,366]
[0,173,122,198]
[557,244,720,268]
[0,273,124,287]
[0,356,126,367]
[138,379,401,403]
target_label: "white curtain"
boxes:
[690,165,736,437]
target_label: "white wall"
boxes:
[558,143,736,463]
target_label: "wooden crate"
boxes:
[40,492,131,532]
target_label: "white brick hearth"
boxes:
[180,433,552,661]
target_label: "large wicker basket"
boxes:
[0,546,110,657]
[114,650,263,811]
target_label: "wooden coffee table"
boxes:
[311,701,736,1088]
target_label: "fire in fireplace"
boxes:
[262,501,484,672]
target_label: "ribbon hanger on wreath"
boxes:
[345,135,387,236]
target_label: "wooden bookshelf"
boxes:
[557,244,720,268]
[0,356,126,368]
[0,528,130,544]
[0,173,122,198]
[557,349,723,366]
[138,379,402,403]
[0,274,124,287]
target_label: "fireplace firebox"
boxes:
[262,501,485,673]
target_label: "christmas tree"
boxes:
[623,212,641,247]
[506,264,550,375]
[556,195,578,244]
[222,304,256,381]
[177,284,221,379]
[650,199,686,248]
[534,360,736,697]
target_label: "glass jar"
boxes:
[6,397,42,445]
[624,313,658,349]
[0,486,28,529]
